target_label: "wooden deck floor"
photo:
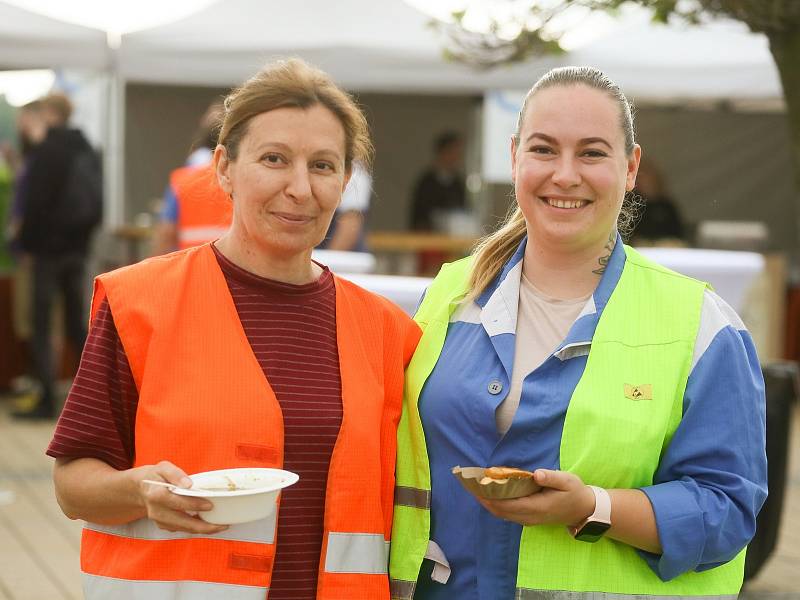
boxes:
[0,398,798,599]
[0,402,83,600]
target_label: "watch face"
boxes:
[575,520,611,543]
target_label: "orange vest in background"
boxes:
[171,165,233,249]
[81,244,420,600]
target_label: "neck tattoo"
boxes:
[592,231,616,276]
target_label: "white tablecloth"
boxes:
[345,248,764,317]
[311,250,376,274]
[341,273,431,316]
[636,247,765,314]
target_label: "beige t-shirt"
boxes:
[495,272,591,435]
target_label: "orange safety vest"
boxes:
[171,164,233,249]
[80,244,420,600]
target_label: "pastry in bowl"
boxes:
[482,466,536,484]
[452,465,541,500]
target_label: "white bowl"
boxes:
[172,467,299,525]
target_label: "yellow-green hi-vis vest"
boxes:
[389,245,745,599]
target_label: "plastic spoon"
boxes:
[142,479,184,491]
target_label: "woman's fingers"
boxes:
[143,487,228,533]
[533,469,580,491]
[142,484,211,512]
[476,470,594,527]
[138,462,228,534]
[150,505,228,534]
[152,460,193,489]
[478,494,549,526]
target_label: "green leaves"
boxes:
[438,0,800,68]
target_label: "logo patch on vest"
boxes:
[624,384,652,401]
[236,443,279,463]
[229,553,273,572]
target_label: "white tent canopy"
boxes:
[0,0,108,70]
[0,0,781,100]
[117,1,782,101]
[118,0,448,90]
[560,13,782,103]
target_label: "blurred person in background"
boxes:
[150,101,232,256]
[3,101,46,405]
[317,158,371,251]
[0,144,14,500]
[410,131,469,275]
[630,156,686,245]
[0,144,13,271]
[48,59,420,600]
[6,100,46,252]
[410,130,466,232]
[13,92,101,419]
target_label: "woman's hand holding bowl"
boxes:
[477,469,596,528]
[136,460,228,534]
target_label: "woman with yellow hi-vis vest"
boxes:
[47,59,421,600]
[390,66,767,599]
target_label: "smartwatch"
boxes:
[570,485,611,543]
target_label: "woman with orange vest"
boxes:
[47,59,421,600]
[151,102,234,256]
[165,162,233,250]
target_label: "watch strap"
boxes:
[570,485,611,537]
[587,485,611,522]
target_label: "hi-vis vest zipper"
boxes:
[389,246,745,599]
[82,244,418,600]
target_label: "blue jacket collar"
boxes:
[476,237,527,310]
[475,233,628,354]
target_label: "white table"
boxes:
[636,247,765,314]
[344,247,767,320]
[311,250,376,274]
[341,273,431,316]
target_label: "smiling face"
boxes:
[511,84,640,254]
[215,104,349,263]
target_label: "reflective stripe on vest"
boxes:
[515,591,739,600]
[394,485,430,510]
[324,532,389,574]
[85,516,276,544]
[390,578,416,600]
[391,247,744,596]
[83,573,267,600]
[178,225,229,246]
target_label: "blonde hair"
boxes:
[468,66,637,299]
[42,92,73,126]
[218,58,372,171]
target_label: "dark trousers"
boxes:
[30,253,88,408]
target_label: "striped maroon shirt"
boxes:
[48,246,342,599]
